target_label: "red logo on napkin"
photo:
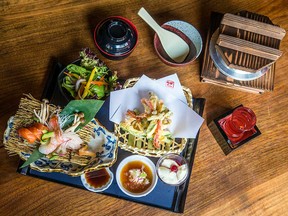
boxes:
[166,80,174,88]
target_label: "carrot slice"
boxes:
[141,98,154,111]
[90,80,108,86]
[64,71,80,79]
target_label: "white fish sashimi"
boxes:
[88,131,105,153]
[56,131,83,154]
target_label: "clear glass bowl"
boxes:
[156,153,188,186]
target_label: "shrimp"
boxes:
[38,113,85,155]
[141,98,154,113]
[39,131,83,155]
[48,115,62,143]
[153,120,162,149]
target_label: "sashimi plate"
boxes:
[4,117,118,177]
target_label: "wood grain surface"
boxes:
[1,0,288,215]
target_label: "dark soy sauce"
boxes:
[85,169,110,188]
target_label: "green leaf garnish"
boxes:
[20,149,44,169]
[140,172,147,178]
[60,99,104,130]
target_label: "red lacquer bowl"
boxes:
[94,16,138,60]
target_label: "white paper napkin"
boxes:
[109,74,204,138]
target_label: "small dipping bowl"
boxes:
[94,16,138,60]
[154,20,202,67]
[116,155,158,197]
[156,153,188,186]
[81,168,114,192]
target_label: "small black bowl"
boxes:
[94,16,138,60]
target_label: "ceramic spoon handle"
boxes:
[138,7,162,34]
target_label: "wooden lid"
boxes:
[216,11,286,73]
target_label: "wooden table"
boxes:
[1,0,288,215]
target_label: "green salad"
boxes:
[62,48,119,99]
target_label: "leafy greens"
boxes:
[62,48,119,100]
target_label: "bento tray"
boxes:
[17,60,205,213]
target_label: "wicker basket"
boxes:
[115,78,193,157]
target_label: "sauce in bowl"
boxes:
[116,155,158,197]
[120,160,153,193]
[81,168,114,192]
[85,169,111,189]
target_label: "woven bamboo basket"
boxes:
[115,78,193,157]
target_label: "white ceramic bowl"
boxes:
[116,155,158,197]
[154,20,203,67]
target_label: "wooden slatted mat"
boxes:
[201,11,286,94]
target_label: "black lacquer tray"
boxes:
[17,60,205,213]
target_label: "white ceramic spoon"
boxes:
[138,7,190,63]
